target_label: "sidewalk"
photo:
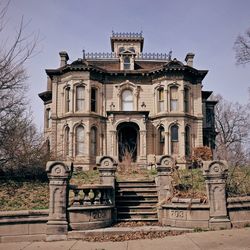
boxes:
[0,227,249,250]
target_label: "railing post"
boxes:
[96,156,117,222]
[155,155,174,224]
[96,156,117,188]
[46,161,72,241]
[203,161,231,230]
[156,155,174,202]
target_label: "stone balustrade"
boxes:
[69,185,113,207]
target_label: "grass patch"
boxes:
[70,170,100,185]
[116,165,157,181]
[227,166,250,197]
[173,168,207,201]
[0,179,49,211]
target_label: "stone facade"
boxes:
[39,32,216,169]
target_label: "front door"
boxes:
[117,122,139,162]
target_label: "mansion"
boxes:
[39,32,216,169]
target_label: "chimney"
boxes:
[185,53,195,67]
[59,51,69,67]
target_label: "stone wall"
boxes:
[0,210,48,243]
[228,196,250,227]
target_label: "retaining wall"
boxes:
[0,210,48,243]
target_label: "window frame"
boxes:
[170,86,178,112]
[90,127,97,157]
[121,89,133,111]
[65,87,70,113]
[75,125,84,156]
[65,126,70,157]
[170,124,179,155]
[123,56,131,70]
[91,88,97,113]
[75,85,85,112]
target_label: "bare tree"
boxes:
[0,1,46,178]
[234,28,250,65]
[214,94,250,167]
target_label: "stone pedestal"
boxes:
[46,161,72,241]
[203,161,231,230]
[96,156,117,188]
[96,156,117,222]
[156,155,174,223]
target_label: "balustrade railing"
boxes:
[84,52,171,60]
[69,185,113,207]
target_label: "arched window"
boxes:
[184,88,189,113]
[65,87,70,113]
[90,127,97,156]
[46,108,51,128]
[158,88,164,112]
[76,86,85,112]
[123,56,131,70]
[128,47,135,53]
[122,89,133,111]
[170,86,178,111]
[91,88,97,112]
[76,125,84,156]
[65,127,70,156]
[185,126,191,156]
[171,125,179,154]
[158,126,165,155]
[119,47,125,53]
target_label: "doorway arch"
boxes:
[117,122,139,162]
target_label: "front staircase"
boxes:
[115,180,158,222]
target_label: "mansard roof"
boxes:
[45,57,208,82]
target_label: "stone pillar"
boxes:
[97,156,118,222]
[156,155,175,224]
[46,161,72,241]
[203,161,231,230]
[156,155,174,202]
[96,156,117,188]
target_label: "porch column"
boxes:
[164,131,169,155]
[139,130,147,161]
[110,130,117,157]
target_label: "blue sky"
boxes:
[4,0,250,128]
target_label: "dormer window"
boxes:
[119,47,125,53]
[123,56,131,70]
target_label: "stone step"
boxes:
[116,187,157,192]
[116,217,158,222]
[116,182,156,188]
[116,197,158,203]
[116,206,157,213]
[118,210,157,215]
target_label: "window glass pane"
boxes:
[122,90,133,111]
[124,56,130,70]
[90,127,97,156]
[171,100,177,111]
[91,88,97,112]
[46,109,51,128]
[65,88,70,112]
[171,125,179,141]
[76,126,84,155]
[170,87,178,111]
[170,87,178,99]
[185,126,190,156]
[76,86,85,111]
[65,127,70,156]
[184,88,189,113]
